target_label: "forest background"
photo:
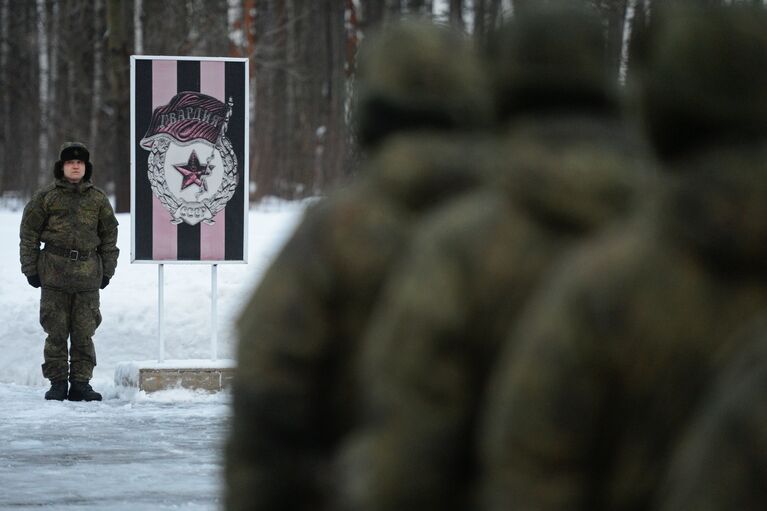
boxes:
[0,0,752,212]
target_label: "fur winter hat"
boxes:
[639,4,767,161]
[54,141,93,181]
[486,2,616,120]
[353,20,492,149]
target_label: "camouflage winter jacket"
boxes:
[655,323,767,511]
[478,142,767,511]
[337,112,652,511]
[20,178,119,292]
[226,132,492,511]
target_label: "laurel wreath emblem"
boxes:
[146,98,238,226]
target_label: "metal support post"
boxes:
[158,264,165,363]
[211,264,218,361]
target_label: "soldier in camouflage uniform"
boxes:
[654,324,767,511]
[20,142,119,402]
[478,6,767,511]
[337,5,652,511]
[225,20,492,511]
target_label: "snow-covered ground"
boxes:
[0,199,307,510]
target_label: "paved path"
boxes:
[0,383,229,511]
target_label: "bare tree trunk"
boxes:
[227,0,257,200]
[345,0,359,81]
[505,0,514,17]
[511,0,538,13]
[90,0,104,163]
[0,0,8,190]
[3,2,41,195]
[295,0,347,195]
[488,0,502,31]
[594,0,629,79]
[106,0,131,212]
[358,0,386,28]
[227,0,243,51]
[324,0,347,186]
[253,0,283,199]
[272,0,289,196]
[188,0,200,50]
[405,0,427,13]
[473,0,487,43]
[144,2,188,54]
[198,0,229,55]
[388,0,403,18]
[624,0,651,83]
[67,28,77,132]
[619,0,637,84]
[134,0,143,54]
[49,1,58,146]
[292,0,315,195]
[344,0,362,178]
[449,0,464,29]
[640,0,652,18]
[36,0,50,188]
[285,0,298,193]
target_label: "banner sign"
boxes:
[130,56,249,263]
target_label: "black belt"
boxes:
[43,244,94,261]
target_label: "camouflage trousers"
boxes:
[39,288,101,382]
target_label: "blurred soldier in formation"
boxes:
[337,4,653,511]
[655,323,767,511]
[479,5,767,511]
[225,20,493,511]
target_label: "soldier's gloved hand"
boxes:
[27,274,41,288]
[100,276,110,289]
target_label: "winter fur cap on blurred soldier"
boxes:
[486,1,615,120]
[353,19,492,149]
[640,4,767,162]
[54,141,93,181]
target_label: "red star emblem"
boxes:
[173,150,213,191]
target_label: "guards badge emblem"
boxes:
[140,91,238,226]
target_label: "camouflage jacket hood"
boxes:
[54,177,93,193]
[498,112,651,234]
[366,132,491,212]
[660,142,767,275]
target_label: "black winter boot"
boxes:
[45,380,68,401]
[68,380,102,402]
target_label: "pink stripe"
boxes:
[201,61,226,102]
[152,60,178,260]
[200,61,226,260]
[152,196,178,259]
[201,211,226,260]
[152,60,177,109]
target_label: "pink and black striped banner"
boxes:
[131,56,248,263]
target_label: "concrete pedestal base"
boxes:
[115,360,236,393]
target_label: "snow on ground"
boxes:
[0,199,308,510]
